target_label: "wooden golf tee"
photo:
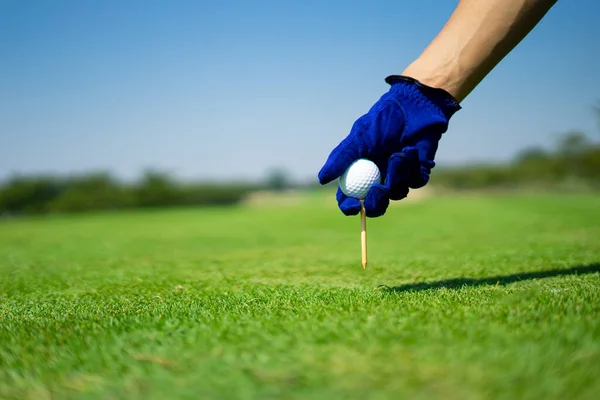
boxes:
[360,200,367,270]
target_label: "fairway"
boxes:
[1,192,599,399]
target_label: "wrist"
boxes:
[400,60,464,102]
[384,75,462,119]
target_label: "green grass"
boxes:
[1,191,599,399]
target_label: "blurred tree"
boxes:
[135,169,179,207]
[0,175,64,215]
[182,183,252,206]
[48,172,133,213]
[553,131,594,181]
[556,131,591,156]
[513,146,554,183]
[264,168,290,191]
[514,146,549,164]
[594,100,600,133]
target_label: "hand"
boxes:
[318,76,461,217]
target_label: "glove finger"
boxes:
[361,149,416,217]
[318,115,371,185]
[385,149,420,200]
[363,183,390,218]
[402,129,442,188]
[336,186,362,216]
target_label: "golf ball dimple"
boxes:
[338,159,381,199]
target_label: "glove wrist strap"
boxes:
[385,75,461,118]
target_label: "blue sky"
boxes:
[1,0,599,183]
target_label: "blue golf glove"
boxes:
[318,75,461,217]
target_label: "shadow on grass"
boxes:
[380,263,600,293]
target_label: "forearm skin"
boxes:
[402,0,558,102]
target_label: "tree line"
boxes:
[1,129,599,217]
[432,131,600,190]
[0,170,260,216]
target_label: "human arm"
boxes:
[403,0,558,102]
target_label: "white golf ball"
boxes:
[338,159,381,199]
